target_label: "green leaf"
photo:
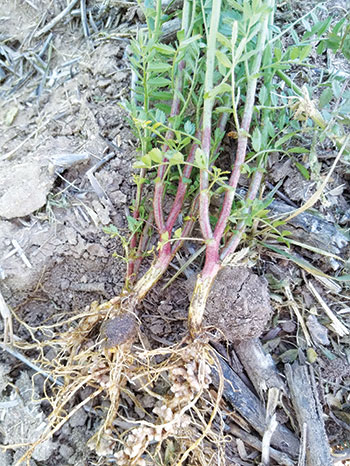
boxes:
[319,87,333,108]
[217,31,231,49]
[127,215,142,233]
[279,349,298,363]
[168,151,184,165]
[174,227,182,238]
[184,120,195,135]
[259,85,268,105]
[194,148,207,169]
[266,119,275,138]
[252,127,262,152]
[160,231,169,242]
[216,50,231,68]
[140,153,152,168]
[150,91,173,100]
[207,82,231,99]
[178,34,202,49]
[290,47,299,60]
[238,49,258,64]
[316,40,326,55]
[275,132,295,148]
[155,108,166,123]
[342,36,350,59]
[148,77,172,87]
[331,80,341,99]
[299,44,312,61]
[288,147,309,154]
[133,160,149,169]
[148,148,163,163]
[154,43,176,55]
[333,17,346,35]
[295,162,310,180]
[272,220,286,228]
[148,62,172,72]
[214,106,233,114]
[262,44,272,67]
[303,17,332,39]
[274,47,282,61]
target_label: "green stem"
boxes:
[199,0,222,241]
[189,0,273,338]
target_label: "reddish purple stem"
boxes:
[153,60,186,241]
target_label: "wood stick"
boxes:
[211,352,300,459]
[285,362,333,466]
[234,338,287,399]
[229,424,295,466]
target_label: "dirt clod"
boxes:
[205,267,272,342]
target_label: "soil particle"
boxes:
[205,267,272,342]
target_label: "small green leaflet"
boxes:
[169,151,184,165]
[252,127,262,152]
[319,87,333,109]
[295,162,310,180]
[184,120,195,135]
[148,62,172,72]
[207,82,231,99]
[275,132,295,148]
[288,147,309,154]
[299,45,312,61]
[216,50,231,68]
[155,108,166,123]
[161,231,169,242]
[127,215,142,233]
[194,148,207,169]
[259,85,268,106]
[148,148,163,163]
[154,43,176,55]
[164,150,184,165]
[148,77,172,87]
[274,47,282,61]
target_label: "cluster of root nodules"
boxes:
[15,297,225,465]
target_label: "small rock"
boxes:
[0,162,53,219]
[307,314,330,346]
[281,320,296,333]
[59,444,74,460]
[65,227,77,246]
[60,279,70,290]
[110,190,127,205]
[86,243,109,257]
[32,439,54,462]
[69,408,88,428]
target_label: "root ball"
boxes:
[205,266,272,342]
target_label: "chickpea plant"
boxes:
[13,0,344,464]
